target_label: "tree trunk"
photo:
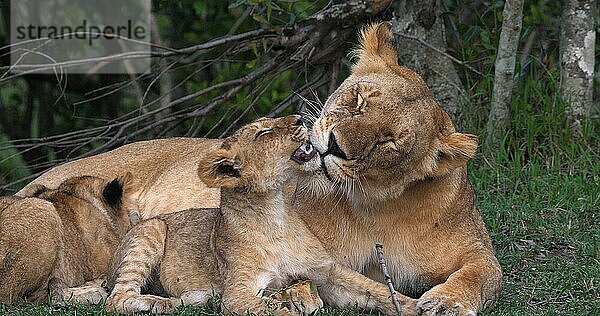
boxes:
[390,0,467,122]
[485,0,524,148]
[559,0,597,135]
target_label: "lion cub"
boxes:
[106,115,415,315]
[0,174,138,305]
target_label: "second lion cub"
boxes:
[106,115,416,315]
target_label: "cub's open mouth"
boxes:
[291,142,317,163]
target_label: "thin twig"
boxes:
[375,243,402,316]
[0,29,273,75]
[395,31,482,76]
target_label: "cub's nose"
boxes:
[326,132,348,160]
[285,114,303,127]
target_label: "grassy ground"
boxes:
[473,152,599,315]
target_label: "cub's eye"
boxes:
[254,128,273,140]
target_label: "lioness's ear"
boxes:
[351,22,399,73]
[198,149,241,188]
[432,133,478,177]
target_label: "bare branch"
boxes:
[395,32,482,76]
[1,0,394,193]
[375,243,402,316]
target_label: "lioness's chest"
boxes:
[309,211,431,296]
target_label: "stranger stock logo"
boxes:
[10,0,151,74]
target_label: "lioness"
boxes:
[18,23,501,315]
[296,23,502,314]
[17,138,222,220]
[105,115,415,315]
[0,175,137,305]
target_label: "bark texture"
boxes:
[485,0,524,147]
[559,0,597,135]
[391,0,466,121]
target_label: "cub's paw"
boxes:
[48,277,67,306]
[48,278,108,306]
[65,286,108,305]
[148,296,182,314]
[417,286,476,316]
[271,280,323,315]
[106,292,181,313]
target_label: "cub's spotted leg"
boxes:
[105,218,181,313]
[311,263,417,316]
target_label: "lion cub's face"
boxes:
[198,115,315,193]
[310,23,478,202]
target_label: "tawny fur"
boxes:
[105,116,415,315]
[303,23,502,315]
[0,175,137,305]
[19,23,502,315]
[17,138,223,219]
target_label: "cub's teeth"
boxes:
[302,143,314,154]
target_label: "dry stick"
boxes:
[395,32,482,76]
[375,243,402,316]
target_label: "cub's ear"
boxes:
[103,172,139,207]
[28,184,49,197]
[351,22,399,74]
[198,149,241,189]
[115,172,140,194]
[103,177,124,207]
[431,133,478,177]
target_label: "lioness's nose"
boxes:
[326,132,348,160]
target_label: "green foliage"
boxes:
[444,2,599,313]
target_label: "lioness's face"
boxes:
[309,23,477,202]
[199,115,317,192]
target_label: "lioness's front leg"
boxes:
[417,252,502,315]
[311,263,417,316]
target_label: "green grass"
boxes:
[473,157,599,315]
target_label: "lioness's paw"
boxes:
[417,287,476,316]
